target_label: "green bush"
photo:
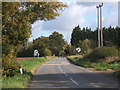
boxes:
[2,51,20,77]
[86,47,119,62]
[74,57,79,59]
[43,48,52,56]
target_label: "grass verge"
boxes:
[2,57,54,88]
[67,56,120,78]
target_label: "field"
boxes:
[16,57,38,62]
[2,57,54,88]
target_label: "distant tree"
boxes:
[49,32,65,56]
[81,39,96,55]
[33,36,50,57]
[71,25,81,46]
[102,26,120,47]
[71,25,119,48]
[64,42,72,56]
[2,2,67,56]
[17,43,34,57]
[71,25,95,47]
[43,48,52,57]
[17,32,66,57]
[33,36,50,49]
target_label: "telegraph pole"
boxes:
[99,3,103,46]
[96,5,100,47]
[96,3,103,47]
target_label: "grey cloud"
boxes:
[29,2,118,43]
[42,4,86,31]
[75,2,99,7]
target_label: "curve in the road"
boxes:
[28,57,118,88]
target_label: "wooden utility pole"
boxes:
[96,3,103,47]
[99,3,103,46]
[96,6,100,47]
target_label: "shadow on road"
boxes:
[28,72,119,88]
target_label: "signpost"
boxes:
[34,49,39,57]
[76,47,81,59]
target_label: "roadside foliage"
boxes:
[2,2,67,76]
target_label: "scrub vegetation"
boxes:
[2,57,53,88]
[67,47,120,78]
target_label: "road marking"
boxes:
[58,65,79,86]
[70,78,79,86]
[63,72,68,77]
[58,66,61,69]
[60,68,63,72]
[94,85,101,88]
[90,83,100,88]
[58,66,63,72]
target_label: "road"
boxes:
[28,57,118,88]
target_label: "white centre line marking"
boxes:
[60,69,63,71]
[63,72,68,76]
[58,65,79,86]
[58,66,60,69]
[70,78,79,86]
[90,83,100,88]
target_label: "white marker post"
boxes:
[76,47,81,59]
[20,67,23,74]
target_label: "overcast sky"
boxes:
[29,1,118,43]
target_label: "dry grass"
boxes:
[16,57,39,62]
[98,56,119,63]
[67,55,83,58]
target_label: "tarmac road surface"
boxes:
[28,57,118,88]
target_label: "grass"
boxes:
[67,56,120,71]
[2,57,54,88]
[19,57,46,73]
[67,56,120,78]
[2,72,32,88]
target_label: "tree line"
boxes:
[17,31,77,57]
[18,25,120,57]
[17,32,66,57]
[71,25,120,47]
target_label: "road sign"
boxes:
[76,47,81,53]
[34,49,39,57]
